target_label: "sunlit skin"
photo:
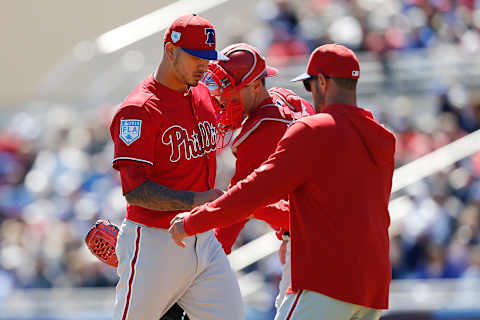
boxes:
[308,74,357,113]
[308,77,327,113]
[173,49,210,87]
[155,43,210,92]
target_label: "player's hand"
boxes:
[193,188,225,206]
[169,213,189,248]
[279,240,287,265]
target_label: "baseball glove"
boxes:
[85,219,119,267]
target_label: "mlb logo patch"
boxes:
[171,31,181,43]
[352,70,359,77]
[120,119,142,145]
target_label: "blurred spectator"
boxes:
[252,0,480,86]
[413,242,463,278]
[257,0,309,66]
[462,245,480,279]
[0,105,125,291]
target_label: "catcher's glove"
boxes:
[85,219,119,267]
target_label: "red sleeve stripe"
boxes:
[286,290,304,320]
[113,157,153,166]
[122,226,142,320]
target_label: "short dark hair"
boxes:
[331,77,357,90]
[261,77,266,86]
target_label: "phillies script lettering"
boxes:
[161,121,217,162]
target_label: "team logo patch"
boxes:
[204,28,215,47]
[120,119,142,146]
[171,31,181,43]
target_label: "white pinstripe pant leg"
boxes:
[113,219,244,320]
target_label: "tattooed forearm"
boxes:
[124,180,195,211]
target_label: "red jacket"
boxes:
[184,104,395,309]
[214,88,314,254]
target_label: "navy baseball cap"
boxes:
[164,14,229,61]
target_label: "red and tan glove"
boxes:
[85,219,119,267]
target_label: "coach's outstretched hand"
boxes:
[169,213,189,248]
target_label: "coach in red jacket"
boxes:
[170,44,396,320]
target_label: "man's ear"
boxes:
[164,43,177,63]
[317,74,328,92]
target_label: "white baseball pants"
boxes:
[113,219,245,320]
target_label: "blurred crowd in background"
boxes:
[240,0,480,66]
[1,0,480,315]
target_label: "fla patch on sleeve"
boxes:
[120,119,142,145]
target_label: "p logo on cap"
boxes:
[164,14,228,61]
[205,28,215,47]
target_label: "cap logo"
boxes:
[171,31,181,43]
[352,70,359,77]
[205,28,215,47]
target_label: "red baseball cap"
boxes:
[291,44,360,82]
[164,14,228,61]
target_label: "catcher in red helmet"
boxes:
[200,43,315,310]
[203,43,280,145]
